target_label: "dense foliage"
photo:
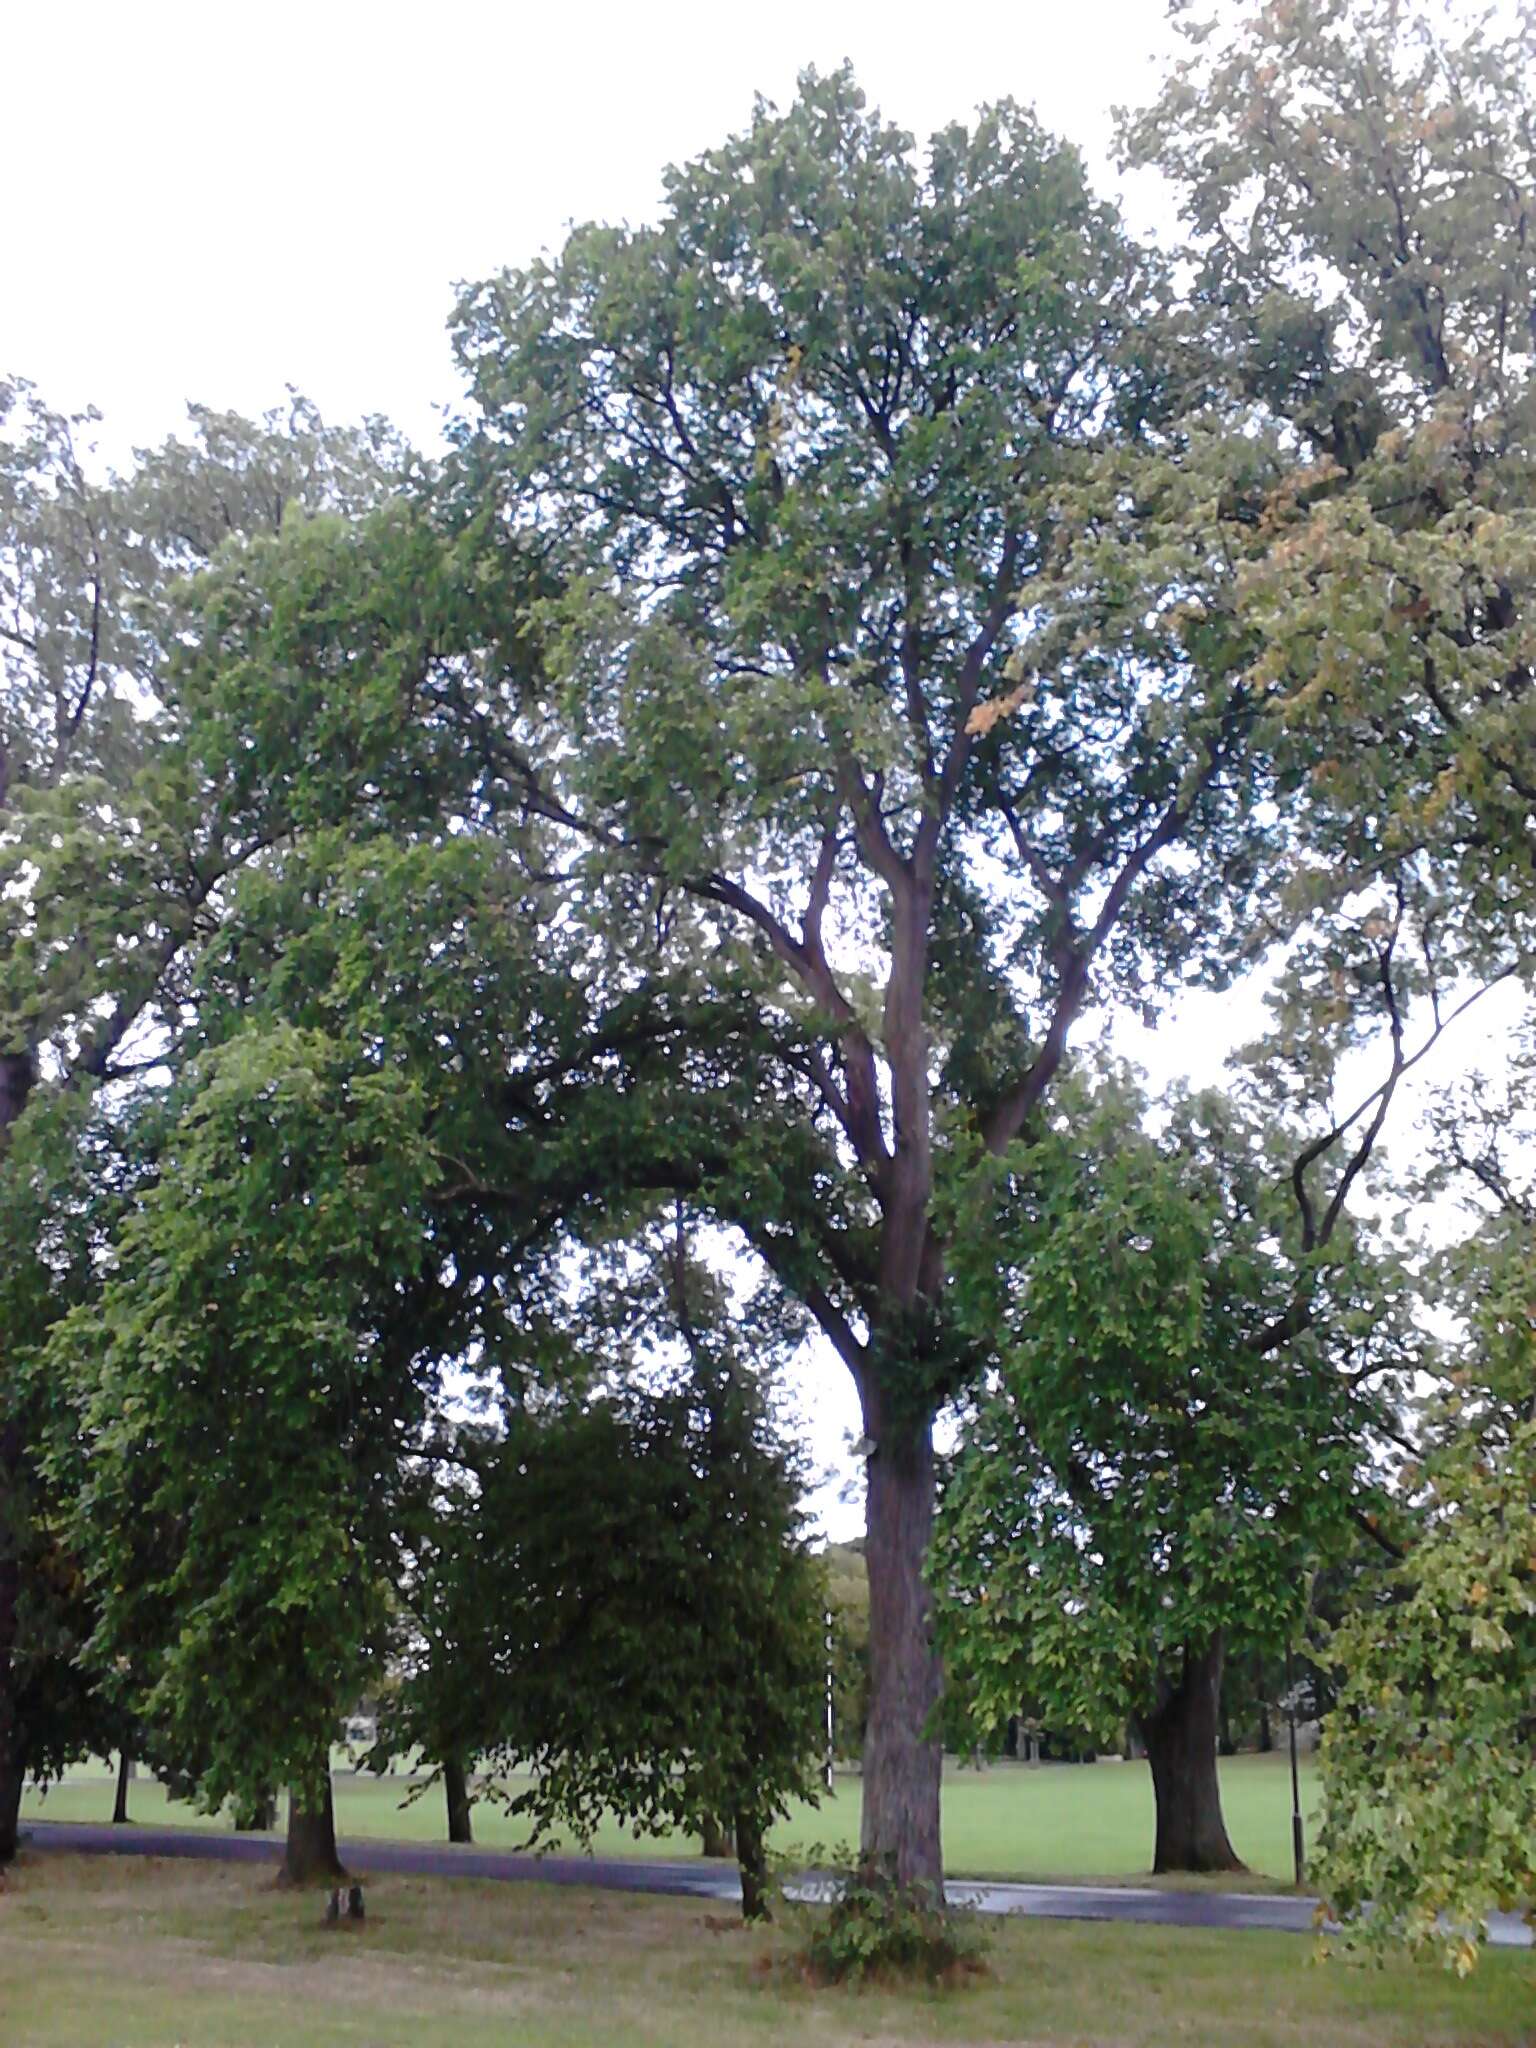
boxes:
[933,1071,1411,1870]
[1316,1050,1536,1962]
[0,0,1532,1956]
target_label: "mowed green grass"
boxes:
[2,1853,1529,2048]
[24,1752,1320,1884]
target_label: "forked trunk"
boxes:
[733,1808,770,1922]
[112,1750,132,1824]
[443,1754,473,1845]
[858,1390,943,1894]
[1138,1635,1247,1875]
[281,1772,347,1886]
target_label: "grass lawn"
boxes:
[2,1852,1528,2048]
[23,1752,1321,1885]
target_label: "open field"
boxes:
[2,1852,1529,2048]
[24,1752,1321,1885]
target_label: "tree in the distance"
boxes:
[440,1245,827,1921]
[1316,1039,1536,1966]
[1123,0,1536,946]
[933,1069,1414,1874]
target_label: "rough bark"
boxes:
[112,1750,132,1824]
[443,1754,474,1845]
[858,1389,943,1894]
[1138,1636,1248,1875]
[733,1808,770,1922]
[281,1773,347,1885]
[700,1813,735,1859]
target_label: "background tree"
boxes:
[1316,1031,1536,1965]
[933,1070,1415,1873]
[824,1541,870,1767]
[1124,0,1536,955]
[368,1425,512,1847]
[409,1224,828,1921]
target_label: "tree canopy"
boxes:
[1,0,1533,1941]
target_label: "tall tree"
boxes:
[446,70,1289,1889]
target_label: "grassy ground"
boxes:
[2,1852,1528,2047]
[23,1751,1321,1885]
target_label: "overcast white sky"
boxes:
[7,0,1522,1537]
[6,0,1178,457]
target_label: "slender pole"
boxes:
[1286,1645,1305,1886]
[824,1608,835,1793]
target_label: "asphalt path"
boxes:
[20,1819,1533,1949]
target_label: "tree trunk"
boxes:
[1256,1652,1274,1752]
[443,1754,473,1845]
[113,1750,132,1824]
[858,1392,943,1894]
[700,1813,735,1858]
[0,1428,22,1868]
[0,1049,34,1871]
[1138,1636,1248,1875]
[734,1808,770,1922]
[234,1791,276,1831]
[0,1052,33,1136]
[0,1727,22,1866]
[281,1773,347,1886]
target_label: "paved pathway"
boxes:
[21,1819,1532,1949]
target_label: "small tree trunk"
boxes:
[700,1813,735,1858]
[0,1729,22,1866]
[859,1392,943,1894]
[734,1809,770,1922]
[1218,1689,1235,1758]
[443,1755,473,1845]
[1256,1652,1274,1752]
[1,1049,34,1873]
[112,1750,132,1824]
[1138,1636,1248,1875]
[234,1791,276,1831]
[281,1772,347,1886]
[0,1480,21,1867]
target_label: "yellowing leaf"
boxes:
[966,679,1035,736]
